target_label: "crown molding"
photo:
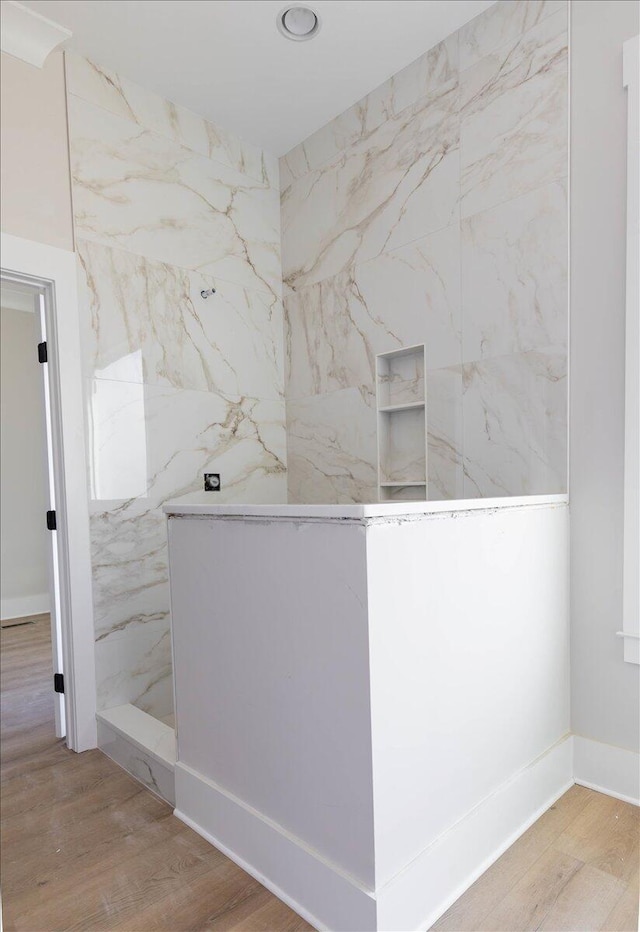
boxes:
[1,1,71,68]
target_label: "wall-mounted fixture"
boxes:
[200,288,216,299]
[276,6,321,42]
[204,473,221,492]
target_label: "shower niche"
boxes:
[376,344,428,502]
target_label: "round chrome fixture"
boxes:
[277,5,321,41]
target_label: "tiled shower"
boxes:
[65,0,568,722]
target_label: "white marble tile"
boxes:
[77,239,284,400]
[286,388,378,504]
[279,34,458,192]
[67,95,281,298]
[459,0,567,71]
[97,718,175,805]
[285,223,461,401]
[90,508,169,645]
[98,703,176,765]
[281,80,460,291]
[462,347,567,497]
[379,407,427,484]
[87,380,287,644]
[86,381,287,511]
[427,367,464,500]
[86,380,287,514]
[460,9,567,218]
[95,617,174,717]
[65,52,276,188]
[462,180,567,360]
[378,351,425,409]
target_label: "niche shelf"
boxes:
[376,344,427,503]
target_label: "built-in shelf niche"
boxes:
[376,344,427,502]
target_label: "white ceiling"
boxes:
[21,0,496,155]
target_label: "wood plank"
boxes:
[432,785,593,931]
[0,605,314,932]
[538,864,627,931]
[553,791,640,883]
[602,868,640,932]
[2,593,637,932]
[110,857,263,931]
[479,846,584,931]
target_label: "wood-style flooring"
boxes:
[1,616,638,931]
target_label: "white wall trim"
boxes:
[379,735,574,931]
[1,232,96,752]
[174,736,573,931]
[622,33,640,665]
[1,593,50,621]
[174,761,375,932]
[0,1,71,69]
[573,734,640,805]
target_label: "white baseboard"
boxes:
[378,735,574,931]
[174,735,573,932]
[573,735,640,805]
[174,762,375,932]
[0,593,50,620]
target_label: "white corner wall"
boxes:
[570,0,640,754]
[0,304,50,619]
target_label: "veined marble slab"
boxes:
[462,346,568,497]
[163,493,569,520]
[460,8,568,218]
[87,380,286,649]
[285,223,461,400]
[279,33,458,192]
[459,0,566,70]
[95,616,173,716]
[286,388,378,504]
[97,709,175,805]
[67,95,281,299]
[66,54,288,722]
[462,180,568,361]
[281,80,460,291]
[427,367,464,500]
[77,239,284,400]
[66,52,277,188]
[280,0,568,507]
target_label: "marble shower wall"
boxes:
[65,53,286,718]
[281,0,568,503]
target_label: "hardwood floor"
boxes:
[1,616,313,932]
[1,617,638,931]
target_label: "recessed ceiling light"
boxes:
[277,6,321,42]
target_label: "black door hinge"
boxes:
[46,510,57,531]
[54,673,64,694]
[37,341,48,364]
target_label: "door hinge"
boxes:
[54,673,64,694]
[37,341,48,364]
[46,510,57,531]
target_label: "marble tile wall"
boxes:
[66,53,286,719]
[281,0,568,503]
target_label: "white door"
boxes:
[37,291,66,738]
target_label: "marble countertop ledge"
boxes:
[163,493,568,521]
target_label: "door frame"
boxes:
[1,231,96,752]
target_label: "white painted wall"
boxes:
[366,502,570,892]
[169,514,375,888]
[570,0,640,752]
[0,303,50,617]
